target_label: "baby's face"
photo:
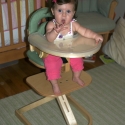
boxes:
[51,3,75,25]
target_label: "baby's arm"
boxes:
[46,21,59,42]
[46,21,67,42]
[73,22,103,43]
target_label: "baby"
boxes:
[44,0,103,95]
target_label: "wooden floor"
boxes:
[0,51,104,99]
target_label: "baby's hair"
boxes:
[46,0,78,18]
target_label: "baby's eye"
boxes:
[67,10,71,13]
[58,9,62,12]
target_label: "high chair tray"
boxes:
[28,32,101,58]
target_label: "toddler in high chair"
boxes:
[44,0,103,95]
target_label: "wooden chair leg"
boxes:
[15,96,55,125]
[57,95,77,125]
[67,95,93,125]
[16,71,92,125]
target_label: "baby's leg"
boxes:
[44,55,62,95]
[70,58,84,86]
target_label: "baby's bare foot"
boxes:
[52,83,61,96]
[73,77,84,86]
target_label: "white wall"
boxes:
[114,0,125,21]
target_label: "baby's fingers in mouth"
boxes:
[62,19,65,24]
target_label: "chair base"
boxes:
[15,71,92,125]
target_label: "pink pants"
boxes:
[43,55,84,80]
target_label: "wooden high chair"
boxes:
[15,7,102,125]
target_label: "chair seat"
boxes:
[76,12,116,33]
[26,70,92,96]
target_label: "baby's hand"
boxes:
[95,35,103,44]
[54,23,67,33]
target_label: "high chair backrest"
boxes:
[27,7,52,69]
[28,7,52,35]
